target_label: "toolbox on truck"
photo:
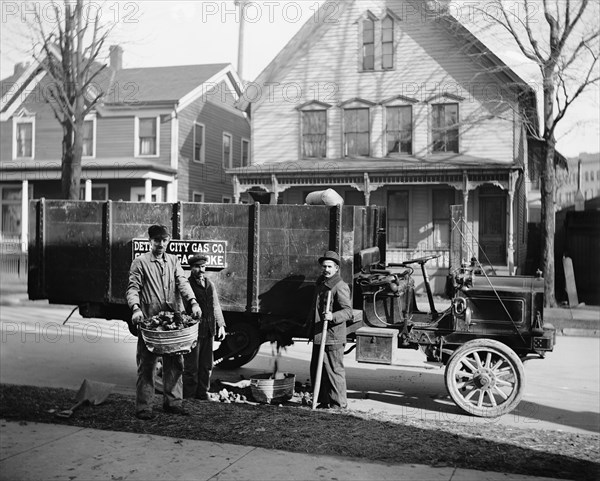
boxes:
[355,327,399,364]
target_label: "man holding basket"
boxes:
[127,224,201,420]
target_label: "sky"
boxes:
[1,0,598,158]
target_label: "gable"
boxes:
[243,0,534,117]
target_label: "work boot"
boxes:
[136,410,156,420]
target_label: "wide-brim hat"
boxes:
[148,224,170,239]
[188,254,208,266]
[318,250,340,266]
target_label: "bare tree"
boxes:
[30,0,112,199]
[473,0,599,306]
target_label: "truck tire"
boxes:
[214,321,261,369]
[444,339,525,418]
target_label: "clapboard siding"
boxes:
[253,0,519,166]
[178,93,250,202]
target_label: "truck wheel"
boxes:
[214,322,261,369]
[445,339,525,418]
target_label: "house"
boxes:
[0,46,250,252]
[229,0,545,290]
[556,153,600,209]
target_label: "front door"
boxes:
[478,195,506,264]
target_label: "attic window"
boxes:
[382,16,394,69]
[362,18,375,70]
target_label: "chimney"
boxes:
[109,45,123,71]
[14,62,30,77]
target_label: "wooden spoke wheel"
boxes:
[445,339,525,418]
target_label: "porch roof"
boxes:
[227,155,518,177]
[0,158,177,182]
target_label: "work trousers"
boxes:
[310,343,347,408]
[136,336,184,413]
[183,335,214,399]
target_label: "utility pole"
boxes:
[234,0,248,80]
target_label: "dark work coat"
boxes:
[307,272,353,345]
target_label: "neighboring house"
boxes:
[229,0,549,288]
[0,46,250,251]
[556,153,600,209]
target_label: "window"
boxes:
[362,18,374,70]
[193,122,205,163]
[14,118,34,159]
[137,117,158,156]
[301,110,327,158]
[82,119,95,157]
[222,133,232,168]
[1,186,23,240]
[432,103,459,153]
[79,184,108,200]
[386,106,412,155]
[585,171,589,182]
[193,192,205,203]
[130,186,162,202]
[387,191,409,248]
[222,196,232,203]
[241,138,250,166]
[382,16,394,69]
[344,108,370,157]
[432,189,454,248]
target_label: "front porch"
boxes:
[228,157,524,283]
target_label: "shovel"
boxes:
[312,291,332,410]
[55,379,116,419]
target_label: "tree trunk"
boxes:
[541,139,556,307]
[541,64,557,307]
[60,120,83,200]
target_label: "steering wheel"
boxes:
[401,254,441,266]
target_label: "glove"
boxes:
[191,303,202,319]
[216,325,226,341]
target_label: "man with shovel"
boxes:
[307,251,353,410]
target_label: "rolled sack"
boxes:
[305,189,344,206]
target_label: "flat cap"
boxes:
[148,224,170,239]
[188,254,208,266]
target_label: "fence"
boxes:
[0,241,28,278]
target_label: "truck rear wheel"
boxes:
[445,339,525,418]
[214,321,261,369]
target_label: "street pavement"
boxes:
[1,283,599,481]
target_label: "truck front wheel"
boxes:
[445,339,525,418]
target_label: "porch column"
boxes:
[232,175,240,204]
[271,175,279,204]
[84,179,92,201]
[507,190,515,275]
[363,173,371,206]
[20,180,28,253]
[166,181,177,202]
[144,178,152,202]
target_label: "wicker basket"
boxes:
[140,323,198,355]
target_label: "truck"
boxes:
[27,198,555,417]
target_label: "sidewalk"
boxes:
[0,419,568,481]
